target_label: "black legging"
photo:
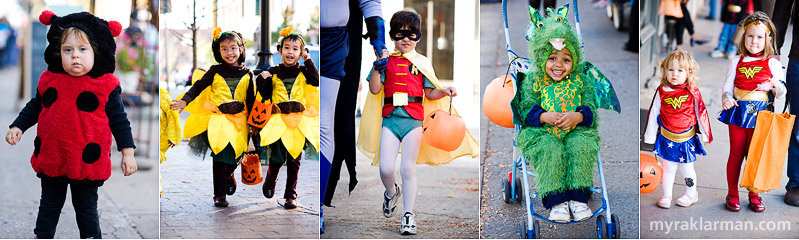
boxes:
[34,179,101,239]
[530,0,557,14]
[666,2,695,46]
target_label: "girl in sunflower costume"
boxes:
[160,87,181,196]
[510,5,620,223]
[171,28,265,207]
[256,27,319,209]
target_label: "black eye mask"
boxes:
[389,29,422,41]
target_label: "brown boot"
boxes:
[785,187,799,207]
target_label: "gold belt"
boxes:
[734,88,769,102]
[660,126,696,143]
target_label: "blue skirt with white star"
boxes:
[653,133,707,163]
[718,100,768,129]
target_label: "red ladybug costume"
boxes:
[11,11,134,183]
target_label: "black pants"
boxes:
[542,188,592,209]
[34,178,100,239]
[666,3,695,46]
[212,161,237,198]
[264,155,301,200]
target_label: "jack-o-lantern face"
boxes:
[248,100,272,128]
[241,153,263,185]
[640,153,662,194]
[422,109,466,151]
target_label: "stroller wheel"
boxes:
[596,215,609,239]
[610,214,620,238]
[502,177,511,204]
[532,220,540,239]
[519,220,527,239]
[514,176,523,202]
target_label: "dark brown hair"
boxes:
[212,31,246,65]
[278,34,306,53]
[390,10,421,31]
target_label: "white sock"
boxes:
[678,162,698,196]
[662,160,679,198]
[379,127,400,197]
[400,127,422,213]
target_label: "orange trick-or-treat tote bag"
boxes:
[241,139,263,185]
[741,111,795,193]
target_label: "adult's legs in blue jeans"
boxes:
[784,60,799,194]
[715,23,735,51]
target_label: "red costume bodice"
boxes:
[382,56,425,120]
[659,87,697,133]
[734,56,772,91]
[33,71,119,181]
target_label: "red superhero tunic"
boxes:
[718,56,773,128]
[382,56,425,120]
[32,71,119,181]
[644,86,713,163]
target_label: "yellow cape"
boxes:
[182,72,251,159]
[259,72,320,159]
[357,50,479,166]
[159,87,182,163]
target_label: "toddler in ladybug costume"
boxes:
[5,11,136,238]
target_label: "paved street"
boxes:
[159,110,320,239]
[0,67,160,239]
[321,121,480,239]
[638,5,799,238]
[479,0,640,238]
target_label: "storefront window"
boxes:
[404,0,454,80]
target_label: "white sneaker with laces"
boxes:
[569,201,592,222]
[401,212,417,235]
[548,202,570,223]
[382,183,401,218]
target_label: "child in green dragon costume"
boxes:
[511,4,620,223]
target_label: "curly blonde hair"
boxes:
[737,11,777,58]
[659,49,699,88]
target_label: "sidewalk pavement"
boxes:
[639,11,799,238]
[479,0,640,238]
[0,67,159,239]
[159,125,320,239]
[321,123,480,239]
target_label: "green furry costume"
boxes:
[510,5,619,205]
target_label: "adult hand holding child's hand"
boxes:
[5,127,21,145]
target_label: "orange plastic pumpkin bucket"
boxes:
[482,75,515,128]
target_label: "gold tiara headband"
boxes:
[745,21,771,34]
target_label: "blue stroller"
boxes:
[496,0,622,238]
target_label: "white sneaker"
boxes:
[657,195,672,209]
[709,50,725,58]
[675,193,699,207]
[382,183,401,218]
[401,212,417,235]
[548,202,570,223]
[569,201,593,222]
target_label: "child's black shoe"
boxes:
[284,199,297,209]
[214,196,229,207]
[263,181,275,198]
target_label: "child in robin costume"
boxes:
[510,4,620,223]
[643,50,713,209]
[256,27,319,209]
[717,12,786,212]
[171,28,266,207]
[5,11,136,238]
[358,10,479,235]
[160,87,181,196]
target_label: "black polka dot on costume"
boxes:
[34,136,41,157]
[76,91,99,112]
[42,87,58,108]
[82,143,101,164]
